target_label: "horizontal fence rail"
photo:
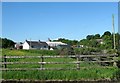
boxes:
[1,54,118,71]
[1,54,118,58]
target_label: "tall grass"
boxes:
[2,49,119,80]
[2,68,117,80]
[2,49,58,56]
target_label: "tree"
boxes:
[86,35,94,40]
[102,31,111,38]
[89,39,98,47]
[79,39,90,46]
[72,40,78,45]
[94,34,100,39]
[102,35,112,49]
[2,38,15,48]
[0,38,2,48]
[114,33,120,49]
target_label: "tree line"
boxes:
[1,31,120,52]
[53,31,120,50]
[0,38,15,48]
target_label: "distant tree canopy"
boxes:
[52,31,120,50]
[1,31,120,51]
[86,34,101,40]
[94,34,101,39]
[102,31,111,38]
[86,35,94,40]
[80,31,120,50]
[1,38,15,48]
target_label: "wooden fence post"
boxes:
[77,55,80,70]
[41,55,44,70]
[4,55,7,68]
[113,55,117,67]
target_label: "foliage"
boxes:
[115,33,120,49]
[86,34,101,40]
[3,68,117,80]
[94,34,101,39]
[106,49,117,54]
[2,49,58,56]
[79,39,89,46]
[102,35,112,49]
[1,31,120,54]
[2,49,118,80]
[0,38,1,48]
[1,38,15,48]
[112,69,120,80]
[79,32,120,52]
[102,31,111,37]
[86,35,94,40]
[74,48,101,55]
[57,47,75,55]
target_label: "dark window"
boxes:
[44,46,46,48]
[31,46,34,48]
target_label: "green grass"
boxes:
[2,68,118,80]
[1,49,119,80]
[2,49,58,56]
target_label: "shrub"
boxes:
[112,69,120,81]
[107,49,117,54]
[74,48,101,55]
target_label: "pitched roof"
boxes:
[96,39,103,42]
[26,40,48,46]
[46,41,67,47]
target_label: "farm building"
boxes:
[46,41,67,50]
[23,40,48,50]
[46,41,67,47]
[96,39,104,44]
[14,42,23,49]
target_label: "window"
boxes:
[31,46,34,48]
[44,46,46,48]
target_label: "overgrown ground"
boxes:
[1,49,119,81]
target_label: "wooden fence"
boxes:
[1,54,118,71]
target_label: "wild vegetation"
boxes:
[1,31,120,55]
[1,31,120,81]
[0,38,15,48]
[1,49,120,81]
[3,68,118,80]
[53,31,120,50]
[53,31,120,55]
[2,49,58,56]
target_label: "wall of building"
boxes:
[23,42,30,50]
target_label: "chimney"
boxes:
[39,40,41,43]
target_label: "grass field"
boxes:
[1,49,119,80]
[3,68,117,80]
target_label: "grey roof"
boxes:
[96,39,103,42]
[26,40,48,46]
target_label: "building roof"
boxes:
[46,41,67,47]
[26,40,48,46]
[96,39,103,42]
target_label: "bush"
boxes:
[112,69,120,81]
[57,47,75,55]
[74,48,101,55]
[107,49,117,54]
[21,50,58,55]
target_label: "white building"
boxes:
[46,41,67,47]
[46,41,67,50]
[23,40,48,50]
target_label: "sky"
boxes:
[2,2,118,42]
